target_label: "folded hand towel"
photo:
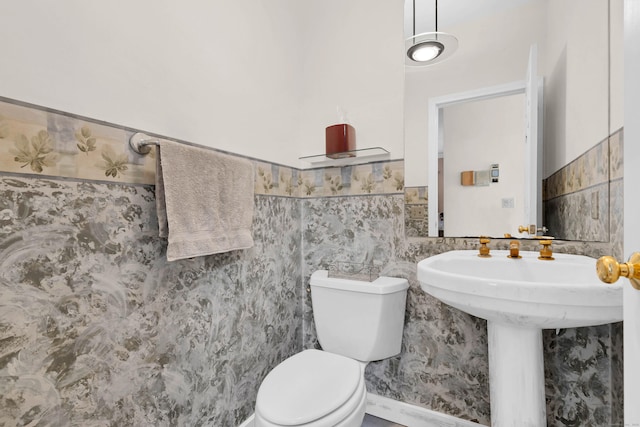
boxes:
[155,140,254,261]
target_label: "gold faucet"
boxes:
[478,236,491,258]
[508,240,521,259]
[538,239,554,260]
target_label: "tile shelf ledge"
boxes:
[299,147,390,168]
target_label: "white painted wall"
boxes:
[296,0,405,166]
[443,94,525,237]
[610,0,625,134]
[0,1,404,168]
[542,0,609,177]
[404,0,547,186]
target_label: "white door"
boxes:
[624,0,640,423]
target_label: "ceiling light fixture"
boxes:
[405,0,458,66]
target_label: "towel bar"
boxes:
[129,132,160,155]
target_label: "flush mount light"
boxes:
[407,40,443,62]
[405,32,458,66]
[405,0,458,66]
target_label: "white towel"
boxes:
[155,139,254,261]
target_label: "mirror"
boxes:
[403,0,618,241]
[437,87,531,237]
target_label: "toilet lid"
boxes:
[256,349,362,426]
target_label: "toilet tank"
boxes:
[309,270,409,362]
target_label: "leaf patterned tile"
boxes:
[0,100,156,184]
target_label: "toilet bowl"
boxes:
[254,271,409,427]
[254,350,366,427]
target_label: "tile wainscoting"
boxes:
[0,97,306,425]
[543,129,623,250]
[0,176,302,425]
[0,98,624,426]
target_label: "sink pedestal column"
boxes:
[487,322,546,427]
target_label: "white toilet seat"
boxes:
[254,350,367,427]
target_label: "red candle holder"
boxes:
[325,124,355,159]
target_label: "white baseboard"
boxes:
[238,414,254,427]
[237,394,485,427]
[365,393,485,427]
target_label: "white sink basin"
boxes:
[416,250,623,427]
[417,249,622,328]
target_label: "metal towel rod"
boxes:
[129,132,160,155]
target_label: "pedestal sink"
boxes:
[417,250,623,427]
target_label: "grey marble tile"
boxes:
[543,325,620,426]
[543,183,610,242]
[0,98,624,427]
[0,153,624,427]
[0,176,302,426]
[302,193,622,427]
[302,195,491,425]
[542,130,623,247]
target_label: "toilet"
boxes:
[254,270,409,427]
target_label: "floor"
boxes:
[362,414,407,427]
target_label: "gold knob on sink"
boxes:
[508,240,521,259]
[596,253,640,290]
[478,236,491,258]
[538,239,554,260]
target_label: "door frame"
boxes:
[623,0,640,423]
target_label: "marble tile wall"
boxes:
[543,129,623,245]
[302,195,491,424]
[0,176,302,426]
[0,97,624,427]
[540,128,625,426]
[302,192,623,426]
[404,186,429,238]
[0,97,406,426]
[302,201,536,425]
[0,97,306,426]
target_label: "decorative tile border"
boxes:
[542,129,623,243]
[0,99,156,184]
[404,186,429,237]
[609,128,623,181]
[253,159,404,198]
[543,129,622,201]
[404,186,428,204]
[0,98,404,197]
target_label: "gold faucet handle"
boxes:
[596,253,640,290]
[508,240,521,259]
[538,239,554,260]
[518,225,530,234]
[478,236,491,258]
